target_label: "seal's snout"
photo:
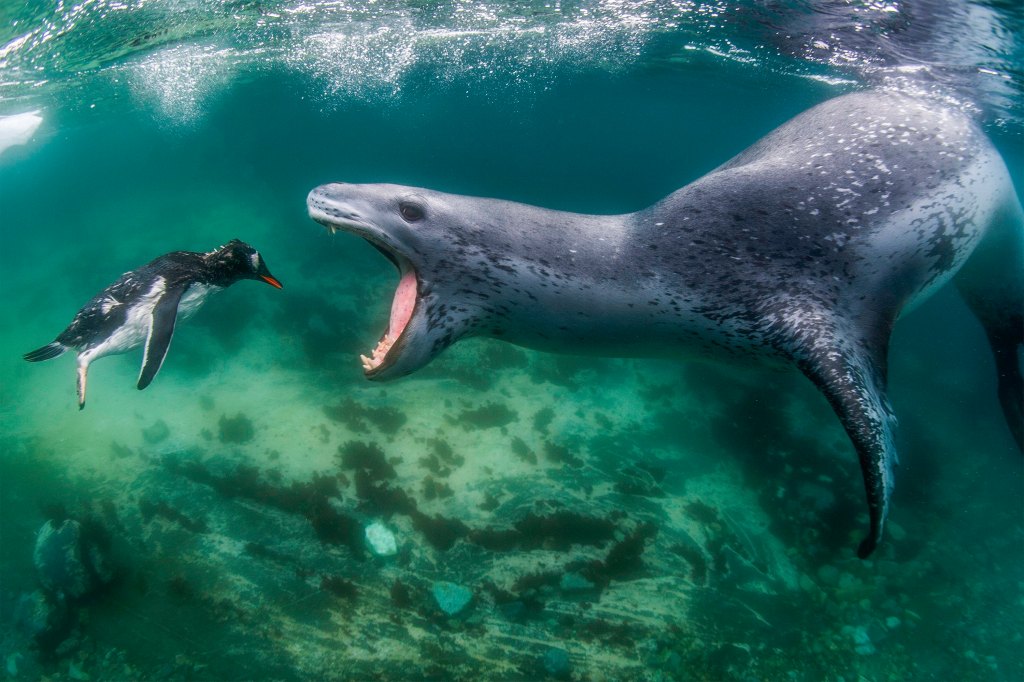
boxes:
[306,185,332,213]
[307,184,351,231]
[306,188,323,216]
[308,182,348,204]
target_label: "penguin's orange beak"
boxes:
[261,275,283,289]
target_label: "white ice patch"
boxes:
[0,110,42,157]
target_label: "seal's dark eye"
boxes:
[399,202,424,222]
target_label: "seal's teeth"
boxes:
[360,334,398,373]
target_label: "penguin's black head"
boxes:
[208,239,283,289]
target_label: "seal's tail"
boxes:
[956,192,1024,451]
[24,342,66,362]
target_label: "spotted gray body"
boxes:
[308,90,1024,558]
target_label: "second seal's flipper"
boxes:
[785,312,897,559]
[983,322,1023,451]
[138,285,186,390]
[955,197,1024,452]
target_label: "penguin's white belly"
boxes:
[85,278,170,360]
[97,311,150,356]
[83,281,219,361]
[177,284,221,321]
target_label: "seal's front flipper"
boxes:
[788,317,897,558]
[138,285,186,390]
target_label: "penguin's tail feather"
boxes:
[24,342,67,362]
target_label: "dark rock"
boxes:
[321,575,358,600]
[324,398,407,434]
[218,413,255,444]
[498,600,526,621]
[510,437,537,464]
[33,518,115,601]
[451,403,517,430]
[33,520,92,599]
[559,572,596,593]
[532,408,555,434]
[14,589,71,645]
[543,441,583,468]
[139,499,208,533]
[142,419,170,444]
[339,441,396,481]
[109,441,133,459]
[516,511,616,551]
[602,522,657,578]
[168,458,362,553]
[390,580,413,608]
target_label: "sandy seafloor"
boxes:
[0,19,1023,682]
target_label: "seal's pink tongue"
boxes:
[389,269,417,339]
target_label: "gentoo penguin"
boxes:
[24,239,283,409]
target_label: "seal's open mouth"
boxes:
[315,218,420,378]
[364,264,416,373]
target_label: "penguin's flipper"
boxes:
[138,285,186,390]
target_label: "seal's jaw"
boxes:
[359,266,418,378]
[308,187,431,381]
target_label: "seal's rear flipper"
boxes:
[956,198,1024,452]
[982,322,1023,451]
[1001,352,1022,450]
[788,316,897,558]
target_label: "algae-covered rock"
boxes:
[14,589,70,644]
[33,519,114,601]
[34,520,92,600]
[542,647,572,680]
[559,571,596,593]
[432,581,473,616]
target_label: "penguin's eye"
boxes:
[399,201,424,223]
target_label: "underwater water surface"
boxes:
[1,1,1022,680]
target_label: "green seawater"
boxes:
[1,2,1022,680]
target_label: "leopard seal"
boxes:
[307,90,1024,558]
